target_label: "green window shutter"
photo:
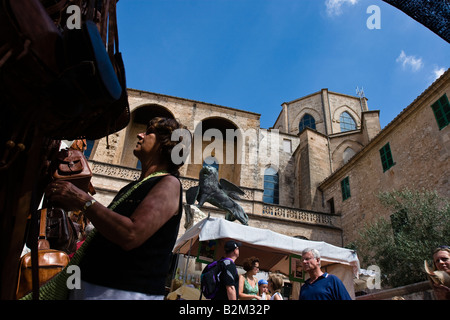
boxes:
[379,143,395,172]
[341,176,351,201]
[431,94,450,130]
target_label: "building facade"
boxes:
[319,70,450,245]
[83,69,449,248]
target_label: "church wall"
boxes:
[91,89,262,186]
[280,90,374,211]
[296,129,332,211]
[280,90,367,137]
[87,160,343,245]
[319,72,450,246]
[274,132,300,208]
[327,91,363,135]
[285,92,325,136]
[329,132,365,171]
[361,110,381,144]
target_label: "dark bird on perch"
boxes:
[186,166,248,225]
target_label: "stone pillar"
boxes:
[183,204,208,230]
[282,103,289,134]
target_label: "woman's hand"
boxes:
[45,180,92,211]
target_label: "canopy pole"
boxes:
[171,248,181,282]
[183,238,193,284]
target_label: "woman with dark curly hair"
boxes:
[239,256,262,300]
[45,117,189,299]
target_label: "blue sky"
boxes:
[116,0,449,129]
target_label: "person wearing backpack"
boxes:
[211,240,241,300]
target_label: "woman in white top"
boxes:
[268,273,283,300]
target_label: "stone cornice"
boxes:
[127,88,261,119]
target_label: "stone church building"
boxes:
[83,68,449,248]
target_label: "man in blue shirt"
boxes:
[299,248,352,300]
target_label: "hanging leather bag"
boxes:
[51,19,124,140]
[46,207,78,254]
[52,148,92,192]
[0,0,65,137]
[16,209,70,300]
[45,0,130,140]
[0,0,130,141]
[80,0,131,140]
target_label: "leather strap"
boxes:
[100,0,111,45]
[39,208,47,239]
[37,209,50,249]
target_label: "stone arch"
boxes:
[291,107,323,135]
[332,139,364,169]
[131,103,174,123]
[120,104,175,168]
[299,114,316,132]
[186,117,242,185]
[343,147,356,164]
[339,111,357,132]
[332,105,360,129]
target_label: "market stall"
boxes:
[171,216,360,299]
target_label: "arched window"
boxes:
[263,167,279,204]
[299,114,316,132]
[203,156,219,172]
[340,112,357,132]
[343,147,356,164]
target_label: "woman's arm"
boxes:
[46,175,180,251]
[238,274,245,299]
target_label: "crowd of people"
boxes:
[208,241,449,301]
[43,116,449,300]
[209,240,352,301]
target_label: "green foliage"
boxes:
[349,188,450,288]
